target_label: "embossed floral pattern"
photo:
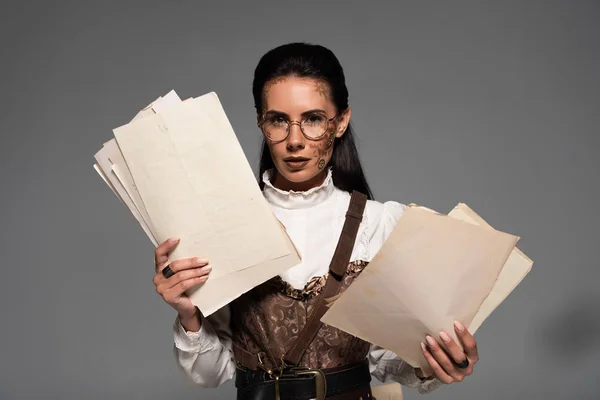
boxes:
[271,260,368,300]
[231,260,371,371]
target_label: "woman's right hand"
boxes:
[153,237,212,322]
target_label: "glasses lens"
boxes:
[262,116,288,141]
[301,114,328,138]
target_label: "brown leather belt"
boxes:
[235,361,372,400]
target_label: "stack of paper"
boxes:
[321,203,532,372]
[93,90,301,316]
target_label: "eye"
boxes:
[304,114,326,125]
[266,116,288,126]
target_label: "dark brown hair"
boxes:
[252,42,374,199]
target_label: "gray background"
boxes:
[1,1,598,399]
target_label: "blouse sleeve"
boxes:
[368,346,442,394]
[172,305,236,388]
[364,200,406,261]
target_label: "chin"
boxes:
[276,164,319,183]
[282,169,316,182]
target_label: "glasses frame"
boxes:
[258,112,340,143]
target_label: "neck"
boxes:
[272,169,329,192]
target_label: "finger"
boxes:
[166,257,210,275]
[163,265,212,289]
[439,331,473,376]
[154,237,180,268]
[154,258,210,289]
[420,341,454,384]
[163,275,209,300]
[454,321,479,362]
[425,336,464,382]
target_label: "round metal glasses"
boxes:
[258,112,339,143]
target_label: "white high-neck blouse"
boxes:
[171,168,441,394]
[262,167,404,289]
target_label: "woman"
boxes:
[152,42,479,399]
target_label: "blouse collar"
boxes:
[262,168,336,209]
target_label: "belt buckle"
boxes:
[294,368,327,400]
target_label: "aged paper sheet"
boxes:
[103,91,300,315]
[321,205,524,370]
[372,383,403,400]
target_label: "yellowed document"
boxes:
[372,383,403,400]
[94,145,157,245]
[93,163,119,199]
[105,140,158,244]
[111,92,300,316]
[321,206,520,370]
[131,89,181,120]
[447,203,533,333]
[93,92,186,246]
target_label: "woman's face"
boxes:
[260,76,350,191]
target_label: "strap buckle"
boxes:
[294,368,327,400]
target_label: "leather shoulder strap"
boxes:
[284,191,368,366]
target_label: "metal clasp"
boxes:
[256,352,268,372]
[257,354,288,400]
[272,371,282,400]
[295,369,327,400]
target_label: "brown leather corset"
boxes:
[230,261,371,372]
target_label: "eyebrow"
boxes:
[264,109,328,118]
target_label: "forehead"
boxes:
[263,76,333,113]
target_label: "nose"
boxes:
[286,122,305,150]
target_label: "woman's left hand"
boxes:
[416,321,479,384]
